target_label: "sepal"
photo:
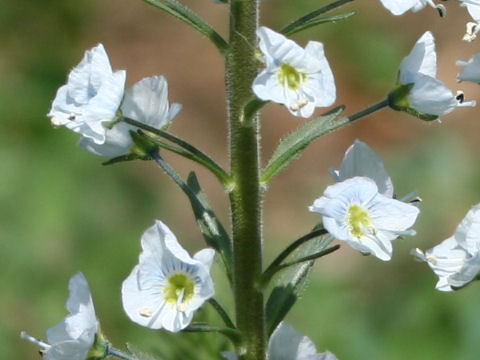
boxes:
[388,83,438,121]
[86,331,109,360]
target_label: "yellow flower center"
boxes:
[277,64,306,90]
[164,273,195,311]
[346,204,372,238]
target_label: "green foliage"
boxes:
[265,232,334,335]
[261,106,344,185]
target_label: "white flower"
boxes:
[457,53,480,83]
[252,26,336,118]
[79,75,182,157]
[21,272,104,360]
[309,177,420,261]
[388,31,475,120]
[459,1,480,41]
[329,140,394,198]
[223,322,338,360]
[379,0,446,16]
[122,220,215,332]
[413,204,480,291]
[48,44,126,144]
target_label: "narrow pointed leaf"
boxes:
[187,172,233,282]
[261,106,345,185]
[282,12,356,36]
[280,0,355,36]
[143,0,228,55]
[265,232,334,335]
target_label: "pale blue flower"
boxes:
[389,31,475,120]
[223,322,338,360]
[252,26,335,118]
[329,140,394,198]
[310,177,420,261]
[413,204,480,291]
[122,220,215,332]
[79,75,182,157]
[21,272,104,360]
[48,44,126,144]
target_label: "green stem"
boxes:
[344,98,389,123]
[107,346,139,360]
[226,0,265,359]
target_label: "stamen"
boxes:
[139,308,153,318]
[289,99,308,112]
[51,117,62,126]
[411,248,426,261]
[20,331,51,350]
[463,22,479,42]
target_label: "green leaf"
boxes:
[280,0,355,36]
[282,11,356,36]
[261,106,345,185]
[186,172,233,282]
[265,232,334,336]
[151,154,233,283]
[143,0,228,56]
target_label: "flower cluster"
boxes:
[23,0,480,359]
[48,44,181,158]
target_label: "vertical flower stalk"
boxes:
[226,0,265,359]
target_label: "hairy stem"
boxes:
[226,0,265,359]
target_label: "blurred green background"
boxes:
[2,0,480,359]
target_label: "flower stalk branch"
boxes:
[121,117,232,187]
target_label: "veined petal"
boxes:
[416,204,480,291]
[311,177,419,261]
[78,122,134,157]
[407,73,456,116]
[253,27,336,118]
[19,273,102,360]
[47,44,126,144]
[122,220,215,332]
[457,53,480,83]
[399,31,436,82]
[461,0,480,21]
[121,75,180,129]
[335,140,394,197]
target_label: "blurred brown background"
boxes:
[2,0,480,359]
